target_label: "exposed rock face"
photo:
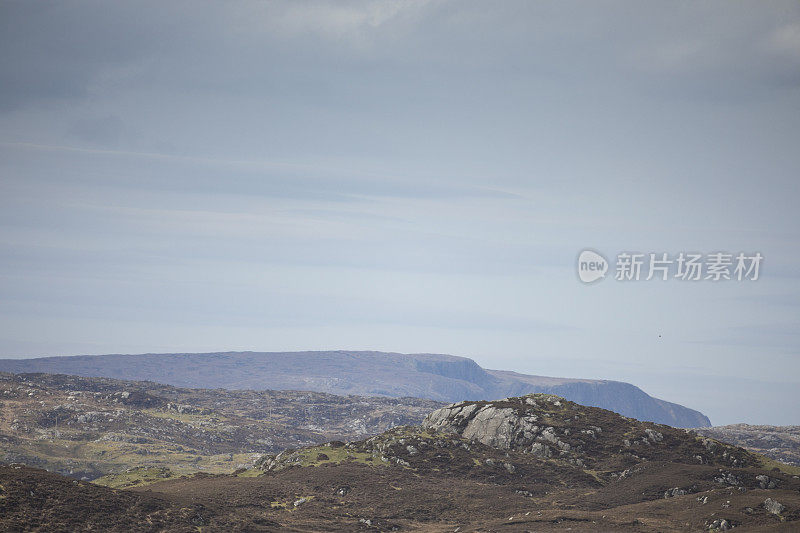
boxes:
[424,401,540,451]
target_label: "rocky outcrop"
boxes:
[424,399,543,452]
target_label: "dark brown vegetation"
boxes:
[2,393,798,531]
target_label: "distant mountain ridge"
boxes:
[0,350,710,427]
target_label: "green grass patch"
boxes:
[143,408,227,424]
[93,466,178,488]
[294,445,377,467]
[581,469,606,483]
[5,438,259,484]
[269,495,314,511]
[756,455,800,476]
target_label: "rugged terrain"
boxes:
[3,393,798,531]
[697,425,800,466]
[0,372,440,482]
[0,351,711,427]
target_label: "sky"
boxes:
[1,1,799,425]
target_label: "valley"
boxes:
[0,372,440,483]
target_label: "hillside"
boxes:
[2,393,797,532]
[697,424,800,466]
[0,372,440,481]
[0,351,710,427]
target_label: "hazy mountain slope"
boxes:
[0,351,710,427]
[488,369,711,428]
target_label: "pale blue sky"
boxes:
[1,1,799,424]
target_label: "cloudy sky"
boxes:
[1,1,799,424]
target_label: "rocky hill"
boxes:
[222,394,800,531]
[697,424,800,466]
[0,372,440,482]
[259,394,757,476]
[3,393,797,532]
[0,351,711,427]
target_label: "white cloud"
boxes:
[766,22,800,56]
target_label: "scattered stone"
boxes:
[707,518,731,531]
[755,474,777,489]
[714,472,740,486]
[664,487,687,498]
[764,497,785,515]
[645,428,663,443]
[529,442,551,458]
